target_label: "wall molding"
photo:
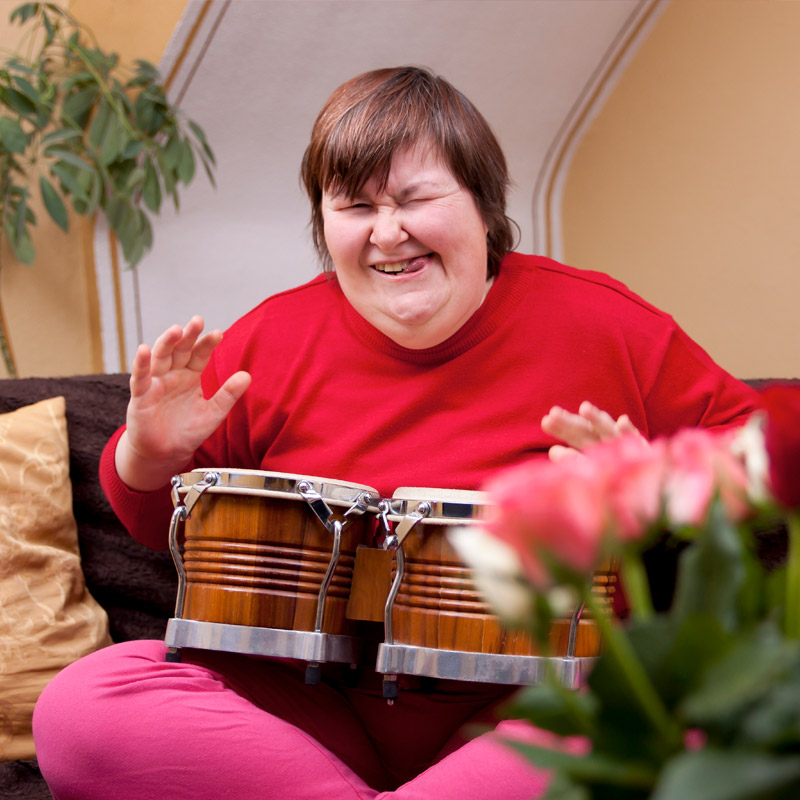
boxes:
[532,0,669,261]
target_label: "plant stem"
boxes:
[585,591,680,748]
[620,552,654,621]
[0,168,17,378]
[785,513,800,638]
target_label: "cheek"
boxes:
[322,218,356,263]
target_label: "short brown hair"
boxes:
[300,66,517,277]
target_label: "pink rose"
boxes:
[483,455,607,589]
[589,435,666,541]
[760,384,800,510]
[663,428,750,527]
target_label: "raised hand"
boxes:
[115,316,251,491]
[541,400,646,461]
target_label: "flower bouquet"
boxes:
[452,385,800,800]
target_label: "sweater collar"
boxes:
[339,252,533,364]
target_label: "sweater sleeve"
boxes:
[98,426,178,551]
[639,322,758,437]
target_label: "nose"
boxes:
[369,206,408,251]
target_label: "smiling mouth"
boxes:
[372,255,430,275]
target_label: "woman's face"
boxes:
[321,145,490,349]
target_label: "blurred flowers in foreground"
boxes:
[450,384,800,800]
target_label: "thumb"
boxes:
[208,371,252,420]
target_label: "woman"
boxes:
[33,66,757,799]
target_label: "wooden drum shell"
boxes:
[392,523,599,657]
[180,492,367,636]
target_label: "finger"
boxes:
[170,316,208,370]
[578,401,621,440]
[207,371,252,420]
[185,329,224,373]
[129,344,153,398]
[548,444,583,462]
[617,414,649,443]
[149,324,186,377]
[541,406,597,448]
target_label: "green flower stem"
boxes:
[785,513,800,639]
[620,552,654,621]
[585,591,681,748]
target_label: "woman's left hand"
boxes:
[541,401,646,461]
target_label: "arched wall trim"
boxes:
[532,0,669,260]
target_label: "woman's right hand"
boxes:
[115,316,252,491]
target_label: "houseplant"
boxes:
[0,2,216,376]
[452,385,800,799]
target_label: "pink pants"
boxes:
[33,640,553,799]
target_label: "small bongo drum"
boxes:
[372,488,604,696]
[163,469,378,680]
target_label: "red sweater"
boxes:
[101,253,758,549]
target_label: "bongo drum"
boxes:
[372,488,606,695]
[163,469,378,680]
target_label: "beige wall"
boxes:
[0,0,186,378]
[561,0,800,379]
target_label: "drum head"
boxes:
[176,468,379,510]
[388,486,490,525]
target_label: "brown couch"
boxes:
[0,375,177,799]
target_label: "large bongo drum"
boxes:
[163,469,378,680]
[372,488,608,696]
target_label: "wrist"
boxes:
[115,430,193,492]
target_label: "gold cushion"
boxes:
[0,396,111,761]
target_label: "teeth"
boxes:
[374,260,411,273]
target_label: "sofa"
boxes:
[0,373,793,799]
[0,374,177,799]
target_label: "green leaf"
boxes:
[177,139,195,184]
[199,152,216,188]
[133,59,160,79]
[62,86,99,128]
[104,194,127,231]
[739,674,800,747]
[651,749,800,800]
[3,87,37,116]
[12,75,41,106]
[189,119,215,165]
[99,112,127,165]
[134,88,166,134]
[121,139,143,160]
[87,97,111,151]
[5,220,35,264]
[49,161,89,201]
[14,187,28,243]
[156,147,178,201]
[41,128,82,147]
[124,166,145,193]
[648,613,733,709]
[162,131,182,171]
[9,3,40,25]
[138,209,153,251]
[507,683,598,737]
[47,148,94,172]
[0,117,28,154]
[39,175,68,231]
[42,9,55,44]
[540,772,591,800]
[671,502,747,631]
[680,624,798,728]
[82,168,101,217]
[142,158,162,213]
[509,741,657,790]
